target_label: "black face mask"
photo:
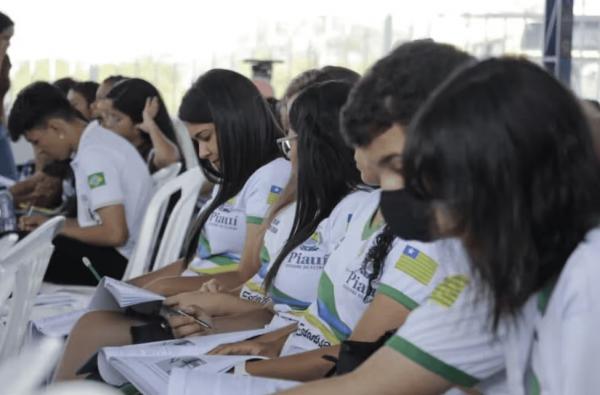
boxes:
[380,189,435,242]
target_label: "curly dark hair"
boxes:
[341,39,473,147]
[362,225,395,301]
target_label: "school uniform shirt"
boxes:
[70,121,154,258]
[279,191,457,356]
[187,158,291,275]
[386,228,600,395]
[239,190,371,309]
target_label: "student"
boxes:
[67,81,99,120]
[102,78,180,171]
[165,80,369,336]
[129,69,291,292]
[92,75,126,120]
[281,58,600,395]
[202,42,474,383]
[9,82,154,285]
[53,77,77,96]
[0,11,16,180]
[54,68,290,381]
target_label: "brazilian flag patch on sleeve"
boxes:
[87,172,106,189]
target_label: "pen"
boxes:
[82,257,102,283]
[174,308,213,329]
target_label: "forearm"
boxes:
[211,308,274,333]
[128,259,186,288]
[247,345,340,382]
[146,124,180,169]
[216,295,269,316]
[210,270,255,291]
[60,219,127,247]
[145,275,214,296]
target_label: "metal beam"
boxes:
[543,0,574,85]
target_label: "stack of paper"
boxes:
[98,327,285,386]
[28,278,163,342]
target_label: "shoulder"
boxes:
[248,158,291,184]
[554,227,600,314]
[326,189,374,227]
[242,157,291,195]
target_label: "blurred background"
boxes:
[3,0,600,159]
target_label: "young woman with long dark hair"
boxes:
[103,78,180,171]
[164,80,369,337]
[281,57,600,395]
[53,69,290,380]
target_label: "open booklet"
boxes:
[168,370,300,395]
[112,353,267,395]
[29,277,164,340]
[87,277,165,310]
[98,327,299,395]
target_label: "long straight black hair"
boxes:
[106,78,178,145]
[180,69,283,261]
[264,81,364,290]
[403,57,600,324]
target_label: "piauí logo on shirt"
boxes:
[208,207,239,229]
[343,265,375,301]
[220,197,237,213]
[299,231,322,252]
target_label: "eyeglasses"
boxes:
[276,135,298,159]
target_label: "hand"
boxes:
[136,96,160,134]
[199,279,224,293]
[19,214,49,232]
[164,290,234,316]
[207,339,280,358]
[166,305,214,338]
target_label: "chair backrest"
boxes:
[0,233,18,259]
[151,162,182,190]
[173,119,199,170]
[122,167,204,280]
[0,216,65,361]
[0,336,63,395]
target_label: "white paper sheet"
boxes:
[98,325,290,386]
[168,370,300,395]
[109,353,268,395]
[88,277,164,310]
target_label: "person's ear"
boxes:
[45,118,69,139]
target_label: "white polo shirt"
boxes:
[387,228,600,395]
[187,158,291,275]
[240,190,371,309]
[70,121,154,258]
[280,191,461,355]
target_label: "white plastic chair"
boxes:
[151,162,182,189]
[0,336,63,395]
[0,233,19,259]
[173,118,199,170]
[123,167,204,280]
[0,216,65,360]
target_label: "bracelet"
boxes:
[232,361,250,376]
